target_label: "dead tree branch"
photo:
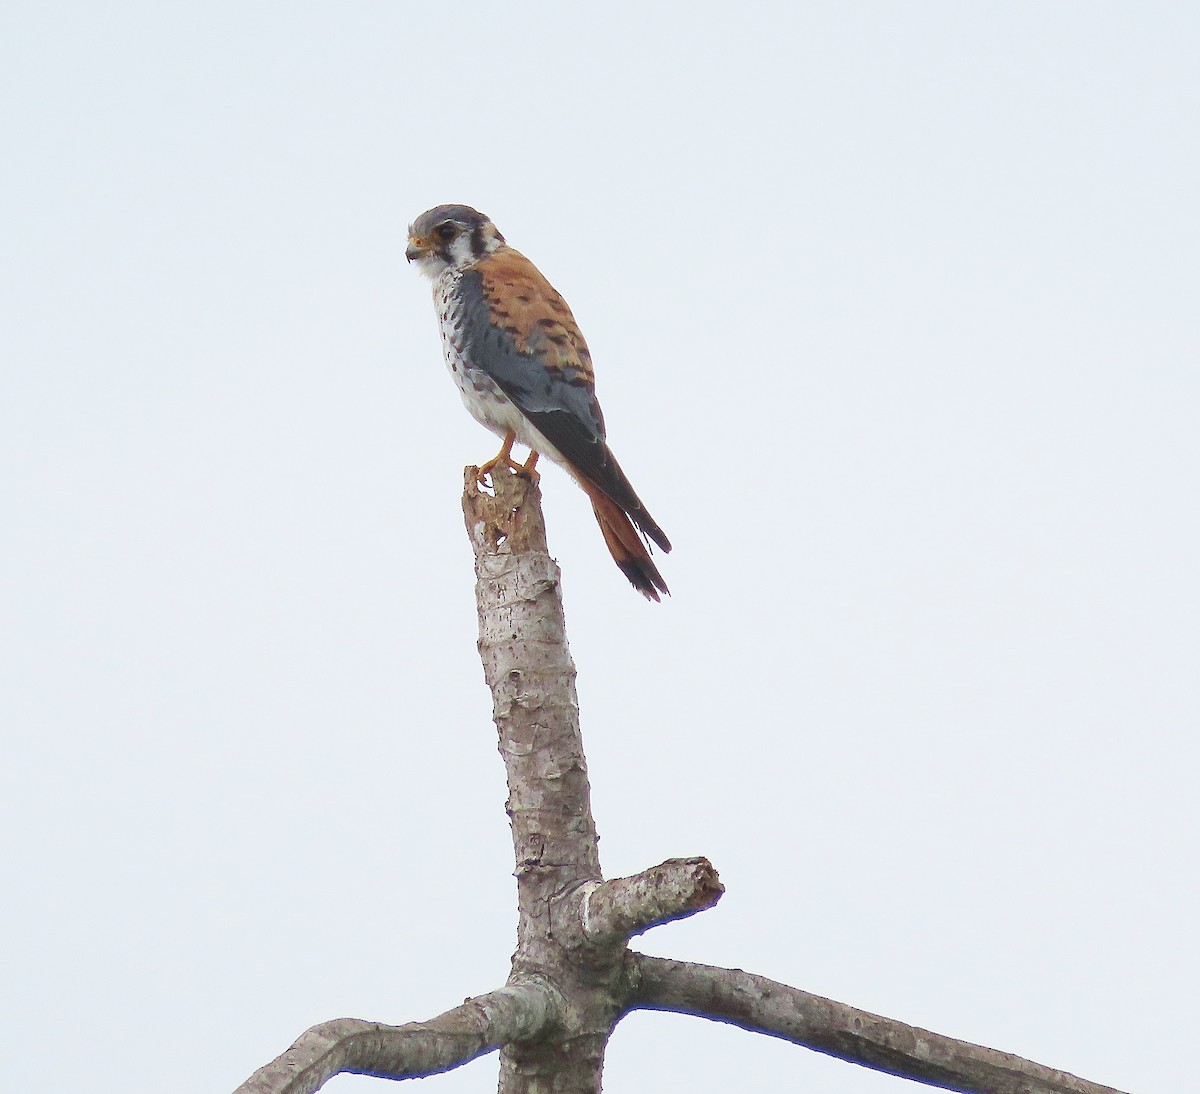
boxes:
[236,466,1128,1094]
[576,858,725,946]
[462,466,621,1093]
[627,954,1129,1094]
[234,985,555,1094]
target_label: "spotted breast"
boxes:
[432,267,562,464]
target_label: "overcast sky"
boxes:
[2,4,1197,1092]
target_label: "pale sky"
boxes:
[2,4,1197,1092]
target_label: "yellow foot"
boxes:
[477,433,540,484]
[476,455,540,484]
[477,431,517,483]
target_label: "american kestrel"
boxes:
[406,204,671,600]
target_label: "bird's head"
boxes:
[405,204,505,278]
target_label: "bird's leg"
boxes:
[477,431,517,483]
[477,432,541,484]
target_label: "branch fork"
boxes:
[237,466,1127,1094]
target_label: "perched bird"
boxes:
[406,204,671,600]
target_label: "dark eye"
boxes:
[435,222,457,242]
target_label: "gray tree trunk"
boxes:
[236,468,1127,1094]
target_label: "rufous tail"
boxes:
[583,485,670,601]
